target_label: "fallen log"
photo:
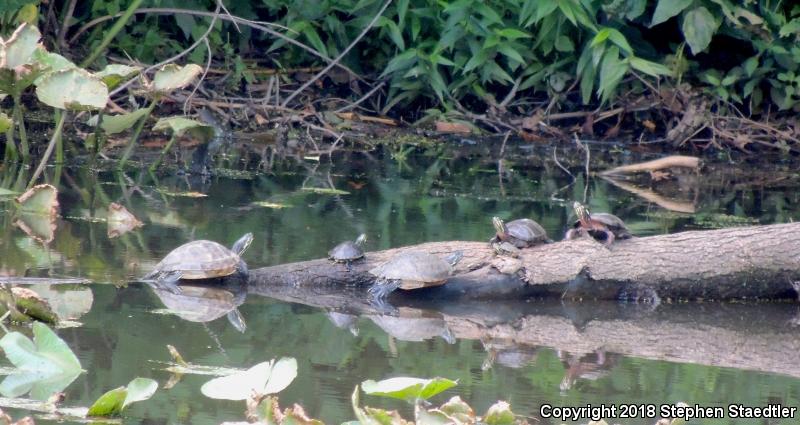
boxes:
[249,222,800,302]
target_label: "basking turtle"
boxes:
[328,234,367,267]
[565,202,631,245]
[492,241,521,258]
[368,250,463,300]
[490,217,550,251]
[149,282,248,333]
[143,233,254,293]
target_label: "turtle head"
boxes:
[492,216,507,237]
[355,233,368,246]
[573,202,591,226]
[232,233,254,256]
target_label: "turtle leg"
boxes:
[226,309,247,333]
[346,260,353,273]
[154,270,183,294]
[368,280,400,301]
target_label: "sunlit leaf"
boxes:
[152,63,203,93]
[0,111,11,133]
[16,184,58,216]
[95,64,141,90]
[87,387,126,416]
[650,0,692,27]
[682,7,718,55]
[629,57,672,77]
[251,201,291,209]
[483,401,515,425]
[361,377,457,402]
[14,212,56,244]
[93,108,149,134]
[0,23,41,69]
[31,49,75,84]
[35,68,109,111]
[152,116,215,141]
[122,377,158,409]
[201,358,297,400]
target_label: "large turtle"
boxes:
[565,202,631,245]
[368,250,463,300]
[490,217,550,250]
[328,234,367,267]
[144,233,253,293]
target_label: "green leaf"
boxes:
[152,63,203,93]
[152,116,215,141]
[598,46,628,102]
[96,108,149,135]
[650,0,692,27]
[301,26,328,57]
[496,28,531,40]
[497,44,524,66]
[381,48,417,77]
[15,184,58,216]
[629,57,672,77]
[555,35,574,52]
[606,29,633,55]
[0,23,40,69]
[0,112,11,133]
[35,68,109,111]
[95,64,141,90]
[87,387,126,416]
[743,56,759,77]
[201,358,297,400]
[122,377,158,409]
[361,377,457,402]
[682,7,718,55]
[483,401,515,425]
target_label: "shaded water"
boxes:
[1,142,799,424]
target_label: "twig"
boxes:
[281,0,392,107]
[184,37,214,113]
[552,147,574,180]
[335,81,386,113]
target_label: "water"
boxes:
[1,143,799,424]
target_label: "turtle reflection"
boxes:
[367,307,455,344]
[148,279,248,333]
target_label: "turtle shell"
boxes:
[328,240,365,262]
[503,218,548,247]
[369,251,451,290]
[154,240,242,279]
[574,213,631,238]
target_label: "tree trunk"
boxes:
[249,222,800,302]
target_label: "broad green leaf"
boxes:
[201,358,297,400]
[554,35,574,52]
[301,26,328,57]
[496,28,530,40]
[31,49,75,76]
[95,64,141,90]
[15,184,58,216]
[606,29,633,55]
[361,377,457,402]
[743,56,759,77]
[87,387,126,416]
[598,46,628,102]
[0,23,40,69]
[35,68,109,111]
[629,57,672,77]
[650,0,692,27]
[682,7,718,55]
[152,116,215,140]
[483,401,515,425]
[0,111,11,133]
[152,63,203,93]
[96,108,149,134]
[122,377,158,409]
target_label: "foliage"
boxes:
[87,377,158,417]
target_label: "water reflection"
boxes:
[149,279,248,333]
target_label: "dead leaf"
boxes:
[435,121,472,134]
[642,119,657,132]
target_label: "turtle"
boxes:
[492,240,521,258]
[149,282,248,333]
[367,250,463,300]
[565,202,631,245]
[328,234,367,267]
[490,217,550,250]
[143,232,254,293]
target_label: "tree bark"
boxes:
[249,222,800,302]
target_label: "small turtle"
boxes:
[565,202,631,245]
[368,250,463,300]
[328,234,367,267]
[492,241,521,257]
[490,216,550,250]
[143,233,253,293]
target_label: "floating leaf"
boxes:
[107,202,143,238]
[0,23,41,69]
[35,68,109,111]
[16,184,58,216]
[14,212,56,244]
[483,401,515,425]
[251,201,291,209]
[11,287,58,324]
[152,116,215,141]
[0,111,11,133]
[152,63,203,93]
[0,322,82,400]
[87,377,158,417]
[95,64,141,90]
[90,108,149,135]
[300,187,350,195]
[361,377,457,402]
[201,358,297,401]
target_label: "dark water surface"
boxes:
[0,143,799,424]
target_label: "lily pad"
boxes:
[0,112,11,133]
[16,184,58,216]
[201,357,297,401]
[90,108,149,135]
[87,377,158,417]
[152,116,215,141]
[95,64,141,90]
[14,213,56,244]
[361,377,457,402]
[152,63,203,93]
[0,322,82,400]
[0,23,41,69]
[107,202,143,238]
[35,68,109,111]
